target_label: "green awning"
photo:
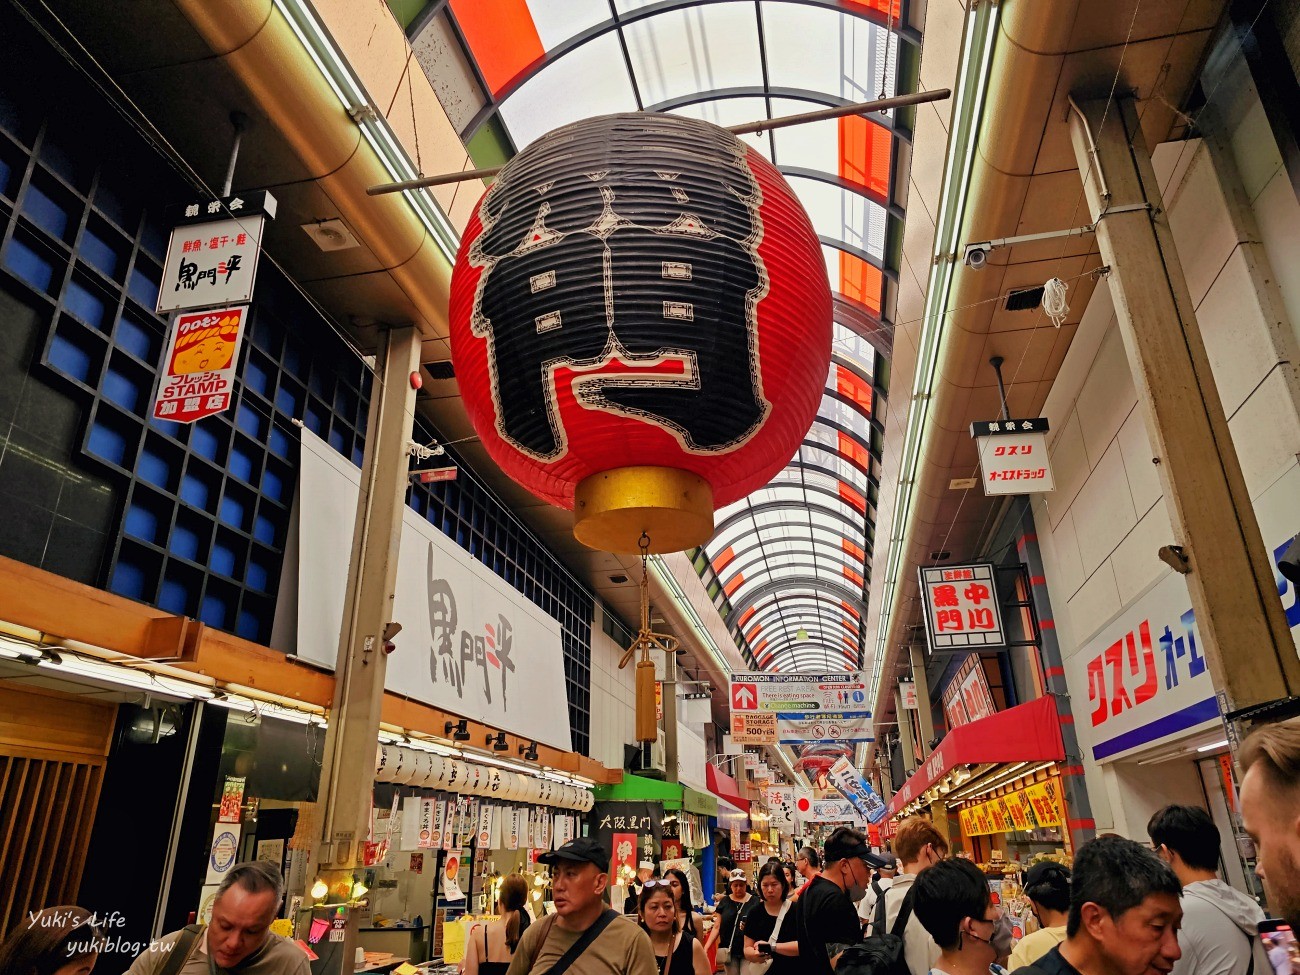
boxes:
[683,787,718,818]
[593,772,684,807]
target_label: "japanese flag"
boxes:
[794,788,814,818]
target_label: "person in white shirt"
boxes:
[1148,805,1267,975]
[858,853,898,934]
[912,858,1011,975]
[880,817,947,975]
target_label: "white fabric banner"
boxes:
[290,431,572,749]
[505,807,522,851]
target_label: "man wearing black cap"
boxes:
[506,838,657,975]
[797,826,884,973]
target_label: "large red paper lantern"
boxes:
[449,113,831,552]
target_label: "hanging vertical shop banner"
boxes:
[1023,780,1062,827]
[288,430,572,749]
[825,757,887,823]
[762,787,796,831]
[970,418,1054,496]
[505,807,523,851]
[158,191,275,314]
[898,680,918,710]
[476,804,494,849]
[591,802,664,876]
[1003,790,1035,831]
[918,564,1007,651]
[151,305,248,424]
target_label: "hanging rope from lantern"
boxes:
[618,533,681,742]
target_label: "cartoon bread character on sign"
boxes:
[171,312,240,374]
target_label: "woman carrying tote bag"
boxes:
[740,862,799,975]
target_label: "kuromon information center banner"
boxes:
[282,430,572,750]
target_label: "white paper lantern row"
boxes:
[374,744,593,810]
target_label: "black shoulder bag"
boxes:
[535,908,622,975]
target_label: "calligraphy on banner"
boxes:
[826,756,887,823]
[591,801,663,877]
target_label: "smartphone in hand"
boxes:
[1257,919,1295,975]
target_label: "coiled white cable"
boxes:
[1042,277,1070,328]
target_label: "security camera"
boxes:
[1280,533,1300,585]
[963,242,992,269]
[1158,544,1191,575]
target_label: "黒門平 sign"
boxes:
[918,563,1007,652]
[970,417,1054,496]
[157,191,276,314]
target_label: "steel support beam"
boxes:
[1068,97,1300,727]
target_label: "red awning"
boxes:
[887,694,1065,817]
[706,763,750,812]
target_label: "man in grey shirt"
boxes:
[1148,805,1267,975]
[128,861,310,975]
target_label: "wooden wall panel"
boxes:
[0,683,113,940]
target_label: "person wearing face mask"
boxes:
[881,816,949,975]
[1009,836,1182,975]
[795,827,888,974]
[912,858,1013,975]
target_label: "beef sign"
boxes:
[450,113,832,552]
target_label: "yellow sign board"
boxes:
[731,712,777,745]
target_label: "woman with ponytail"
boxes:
[463,874,531,975]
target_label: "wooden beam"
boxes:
[0,552,623,783]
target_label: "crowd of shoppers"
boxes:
[4,716,1297,975]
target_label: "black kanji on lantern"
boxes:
[467,114,772,462]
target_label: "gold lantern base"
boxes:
[573,466,714,553]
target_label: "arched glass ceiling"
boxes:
[431,0,916,674]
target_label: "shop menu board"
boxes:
[959,780,1061,836]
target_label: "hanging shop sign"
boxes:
[970,417,1054,496]
[743,752,761,771]
[731,711,776,744]
[730,672,869,712]
[777,711,874,744]
[288,430,571,749]
[899,679,918,710]
[918,563,1006,652]
[151,305,248,424]
[825,756,887,824]
[448,113,832,554]
[592,801,664,879]
[804,799,867,824]
[1067,463,1300,763]
[762,787,797,831]
[158,191,275,314]
[942,656,997,728]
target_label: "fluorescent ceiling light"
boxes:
[869,2,999,707]
[37,654,214,700]
[1196,739,1230,753]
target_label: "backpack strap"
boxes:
[889,886,916,939]
[157,925,203,975]
[544,908,621,975]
